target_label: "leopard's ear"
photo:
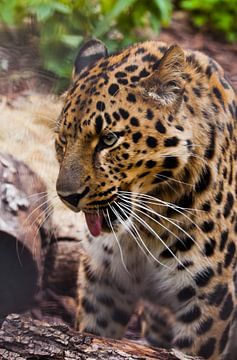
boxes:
[73,39,108,80]
[139,45,185,109]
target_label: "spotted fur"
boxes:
[55,40,237,359]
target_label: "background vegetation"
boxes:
[0,0,236,88]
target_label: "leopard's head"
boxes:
[55,39,193,236]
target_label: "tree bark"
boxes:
[0,314,202,360]
[0,153,51,318]
[44,240,81,298]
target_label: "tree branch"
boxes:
[0,314,202,360]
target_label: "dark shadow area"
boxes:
[0,231,38,317]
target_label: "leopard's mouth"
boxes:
[83,198,132,237]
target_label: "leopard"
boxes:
[55,38,237,359]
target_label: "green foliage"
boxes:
[180,0,237,43]
[0,0,236,91]
[0,0,172,89]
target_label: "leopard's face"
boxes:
[55,40,193,236]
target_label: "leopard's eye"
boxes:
[58,134,67,145]
[101,132,118,147]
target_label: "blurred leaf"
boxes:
[61,34,83,47]
[0,0,174,91]
[51,2,71,14]
[180,0,237,43]
[193,15,206,27]
[0,0,22,25]
[150,13,161,33]
[94,0,137,37]
[32,4,54,21]
[154,0,171,24]
[227,32,237,42]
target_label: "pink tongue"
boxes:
[84,212,103,237]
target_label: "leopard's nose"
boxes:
[57,187,90,209]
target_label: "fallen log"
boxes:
[0,153,51,318]
[44,240,81,298]
[0,314,202,360]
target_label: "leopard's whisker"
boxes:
[24,194,58,233]
[119,193,212,267]
[153,173,194,188]
[25,192,57,207]
[137,197,196,217]
[118,195,186,246]
[155,151,209,167]
[113,201,151,261]
[23,193,58,226]
[120,190,205,213]
[21,201,55,263]
[24,191,48,200]
[115,201,168,267]
[120,208,172,270]
[120,196,207,270]
[119,203,175,272]
[119,193,200,244]
[26,198,55,236]
[120,192,203,241]
[20,202,52,262]
[32,196,60,255]
[34,114,57,123]
[8,189,55,267]
[32,199,60,260]
[137,195,212,250]
[121,195,187,223]
[106,206,130,275]
[156,176,180,197]
[119,193,184,218]
[120,201,193,275]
